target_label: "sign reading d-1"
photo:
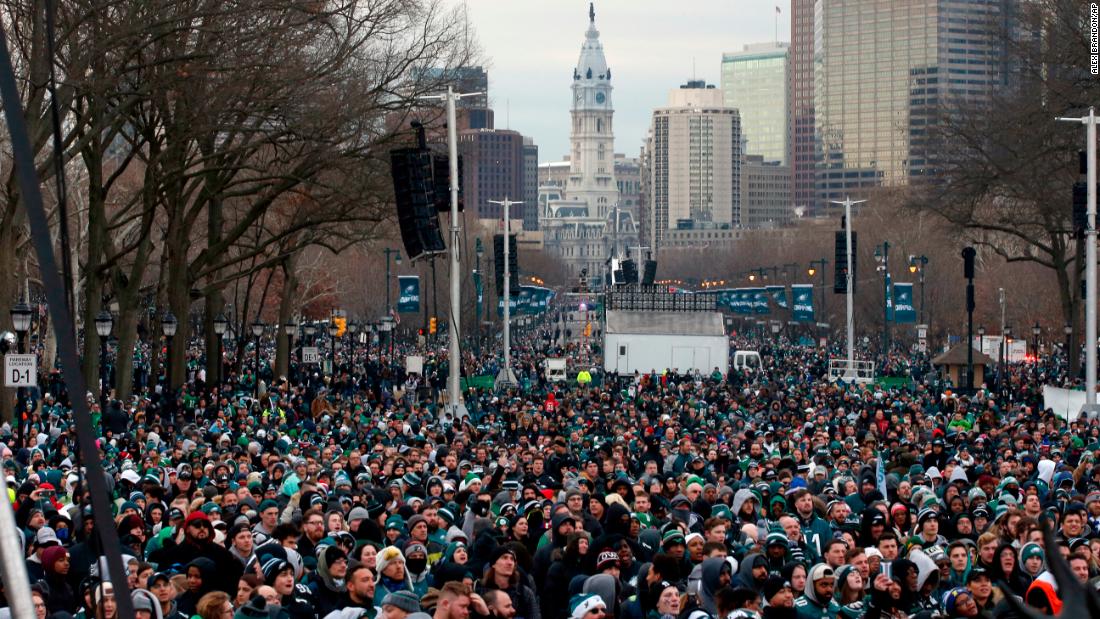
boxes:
[4,354,36,387]
[301,347,321,364]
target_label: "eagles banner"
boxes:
[497,295,518,317]
[397,276,420,313]
[893,282,916,323]
[766,285,788,309]
[753,288,770,314]
[791,284,815,322]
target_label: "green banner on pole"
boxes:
[893,282,916,323]
[752,288,770,314]
[766,285,788,309]
[792,284,815,322]
[397,276,420,313]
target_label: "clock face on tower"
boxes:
[595,92,605,104]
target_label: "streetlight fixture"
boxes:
[10,302,32,445]
[11,302,32,334]
[874,242,891,355]
[978,325,986,357]
[212,313,228,388]
[284,319,297,381]
[1032,322,1041,358]
[251,320,264,397]
[328,321,340,377]
[384,248,401,356]
[348,321,359,370]
[908,254,929,325]
[808,259,828,324]
[94,309,113,415]
[162,311,177,403]
[475,238,484,361]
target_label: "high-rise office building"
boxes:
[721,42,790,165]
[458,129,525,221]
[646,81,742,253]
[522,138,539,230]
[741,155,791,228]
[789,0,816,214]
[808,0,1015,211]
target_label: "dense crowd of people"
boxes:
[2,316,1099,619]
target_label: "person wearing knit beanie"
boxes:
[942,587,977,617]
[374,545,413,607]
[570,593,607,619]
[382,589,422,615]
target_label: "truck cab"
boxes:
[732,350,762,370]
[544,358,567,382]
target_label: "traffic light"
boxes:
[834,230,856,294]
[333,316,347,337]
[432,154,464,213]
[429,317,437,334]
[391,147,446,261]
[1074,182,1089,238]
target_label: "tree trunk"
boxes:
[112,288,140,402]
[0,222,19,423]
[205,291,226,391]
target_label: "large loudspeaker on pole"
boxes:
[642,259,657,285]
[834,230,856,293]
[391,147,446,261]
[433,154,464,213]
[621,259,639,284]
[493,234,519,296]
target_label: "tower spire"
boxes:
[589,2,594,23]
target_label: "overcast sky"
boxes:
[451,1,789,162]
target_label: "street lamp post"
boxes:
[162,311,177,412]
[1032,322,1041,380]
[874,242,891,355]
[284,320,297,382]
[348,321,359,373]
[250,320,264,398]
[303,322,317,385]
[978,325,986,357]
[212,313,228,390]
[94,309,113,419]
[475,238,484,362]
[11,302,32,445]
[1065,324,1074,368]
[908,254,929,325]
[328,321,340,380]
[384,248,402,357]
[808,259,828,323]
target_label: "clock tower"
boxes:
[567,3,617,220]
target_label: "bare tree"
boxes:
[908,0,1096,369]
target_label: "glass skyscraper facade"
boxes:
[810,0,1014,210]
[721,43,790,165]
